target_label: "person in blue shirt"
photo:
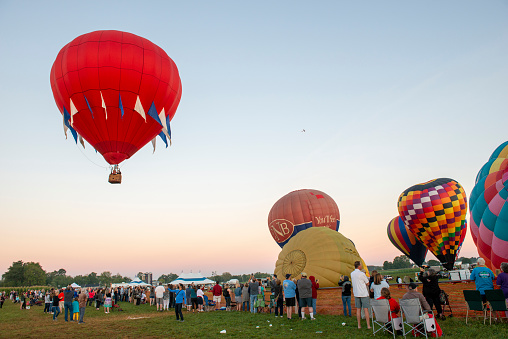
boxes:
[283,274,297,320]
[470,258,495,303]
[168,284,187,321]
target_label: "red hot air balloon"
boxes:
[50,30,182,182]
[268,189,340,248]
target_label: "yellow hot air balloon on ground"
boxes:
[274,227,368,287]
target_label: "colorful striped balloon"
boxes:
[398,178,467,270]
[387,216,427,267]
[470,141,508,271]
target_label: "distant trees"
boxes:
[207,272,272,283]
[0,260,131,287]
[157,274,178,283]
[1,260,46,286]
[383,255,412,270]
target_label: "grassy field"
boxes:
[0,298,506,338]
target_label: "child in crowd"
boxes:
[72,297,79,321]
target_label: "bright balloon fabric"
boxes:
[397,178,467,270]
[274,227,367,288]
[469,141,508,271]
[50,30,182,165]
[268,189,340,248]
[387,216,427,267]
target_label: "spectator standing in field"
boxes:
[272,279,284,317]
[401,282,431,311]
[87,289,95,307]
[242,282,250,312]
[369,270,378,286]
[339,276,352,317]
[351,261,371,329]
[58,289,64,312]
[496,262,508,318]
[20,292,26,310]
[234,283,243,311]
[470,258,496,303]
[283,274,296,319]
[297,273,315,320]
[168,284,187,322]
[370,273,390,300]
[155,282,165,312]
[309,275,319,315]
[72,297,79,321]
[44,292,51,313]
[418,267,444,319]
[163,285,170,311]
[78,289,87,324]
[95,289,103,309]
[223,284,232,311]
[190,284,198,312]
[248,277,259,313]
[63,286,74,321]
[196,285,204,312]
[52,290,61,321]
[104,289,112,314]
[212,281,222,310]
[186,285,193,311]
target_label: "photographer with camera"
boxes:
[418,266,444,320]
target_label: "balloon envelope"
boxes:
[268,189,340,248]
[274,227,367,287]
[398,178,467,270]
[387,216,427,267]
[470,141,508,271]
[50,30,182,165]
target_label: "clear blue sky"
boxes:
[0,1,507,278]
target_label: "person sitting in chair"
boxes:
[401,282,431,312]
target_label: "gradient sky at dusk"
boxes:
[1,1,507,279]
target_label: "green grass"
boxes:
[0,299,506,338]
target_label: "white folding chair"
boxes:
[399,298,429,338]
[371,299,398,338]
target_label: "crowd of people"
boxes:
[2,259,507,331]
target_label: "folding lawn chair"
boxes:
[462,290,486,324]
[485,289,508,325]
[268,294,275,314]
[399,298,429,338]
[203,295,214,311]
[370,299,400,338]
[255,294,266,312]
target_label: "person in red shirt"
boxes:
[58,289,64,312]
[212,281,222,310]
[309,276,319,315]
[377,287,400,320]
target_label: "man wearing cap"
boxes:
[401,282,431,311]
[297,272,315,320]
[351,261,371,329]
[283,274,297,319]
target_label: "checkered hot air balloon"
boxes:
[397,178,467,270]
[387,216,428,267]
[469,141,508,271]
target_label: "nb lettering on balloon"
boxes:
[269,219,295,243]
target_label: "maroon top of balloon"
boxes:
[50,30,182,164]
[268,189,340,246]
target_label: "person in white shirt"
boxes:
[370,273,390,299]
[350,261,371,329]
[154,283,166,311]
[196,286,205,312]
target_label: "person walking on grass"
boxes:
[52,290,60,321]
[283,274,296,320]
[351,261,371,329]
[155,282,165,312]
[78,289,87,324]
[168,284,187,322]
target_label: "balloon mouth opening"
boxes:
[103,152,129,165]
[282,250,307,277]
